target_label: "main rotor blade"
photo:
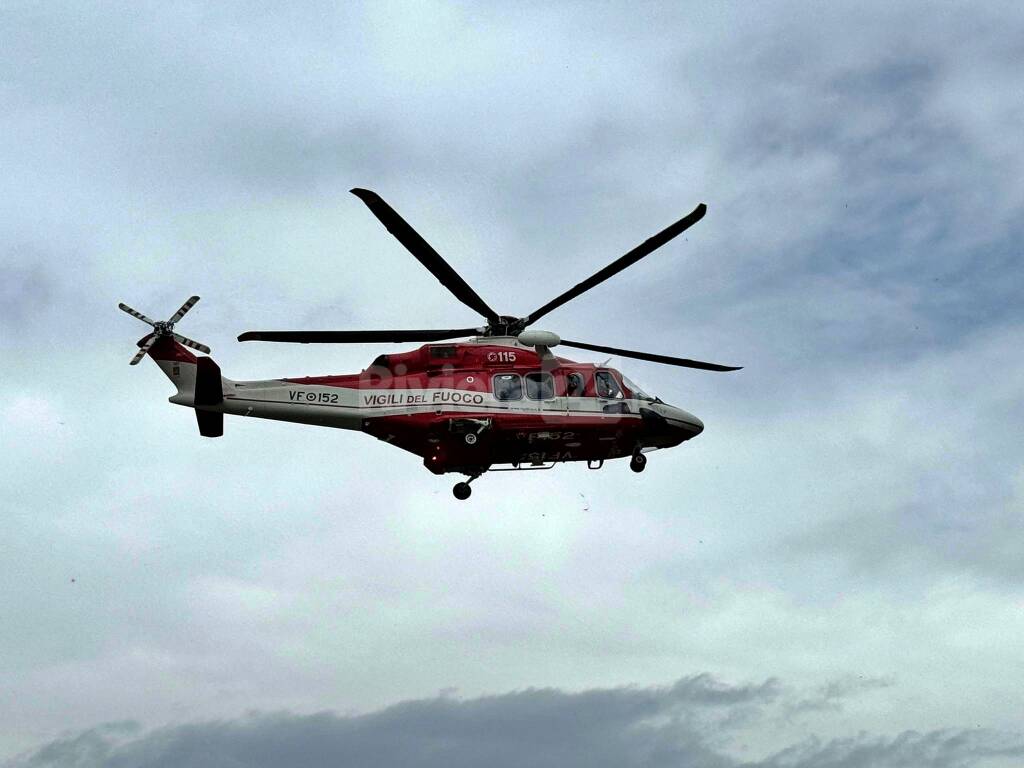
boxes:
[237,328,480,344]
[560,338,741,372]
[119,302,156,326]
[130,334,158,365]
[523,203,707,326]
[168,295,200,324]
[350,188,500,324]
[172,333,212,354]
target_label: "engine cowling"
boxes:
[517,330,560,348]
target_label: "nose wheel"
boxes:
[630,451,647,473]
[452,471,483,501]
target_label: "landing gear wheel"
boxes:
[464,433,478,445]
[630,452,647,473]
[453,482,472,500]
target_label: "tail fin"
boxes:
[194,357,223,407]
[195,409,223,437]
[139,335,227,438]
[120,297,225,438]
[142,334,200,398]
[194,357,224,437]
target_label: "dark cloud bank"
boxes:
[10,676,1021,768]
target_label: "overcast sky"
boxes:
[2,2,1023,766]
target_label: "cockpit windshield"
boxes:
[623,376,657,402]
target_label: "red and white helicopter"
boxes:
[120,189,740,499]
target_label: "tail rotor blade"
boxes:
[172,333,211,354]
[168,295,200,324]
[119,302,156,326]
[130,334,158,365]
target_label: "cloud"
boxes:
[785,675,894,717]
[2,0,1024,761]
[0,257,56,333]
[7,677,1021,768]
[771,322,1024,586]
[760,730,1024,768]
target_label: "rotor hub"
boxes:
[119,296,210,364]
[484,316,528,337]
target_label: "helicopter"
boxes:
[120,188,740,499]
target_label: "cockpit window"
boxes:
[565,372,585,397]
[622,375,656,401]
[493,373,522,401]
[595,370,622,399]
[524,372,555,400]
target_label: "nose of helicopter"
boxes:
[639,404,703,445]
[667,407,703,437]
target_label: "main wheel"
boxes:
[630,452,647,473]
[453,482,472,500]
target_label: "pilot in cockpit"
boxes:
[565,372,586,397]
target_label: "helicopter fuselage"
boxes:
[153,335,703,478]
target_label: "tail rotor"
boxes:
[119,295,211,365]
[129,333,160,366]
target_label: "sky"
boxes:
[2,1,1023,765]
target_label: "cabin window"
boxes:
[565,372,586,397]
[429,345,458,359]
[493,373,522,401]
[524,372,555,400]
[595,370,622,399]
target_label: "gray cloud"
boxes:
[0,249,58,334]
[785,675,894,717]
[7,677,1020,768]
[758,730,1024,768]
